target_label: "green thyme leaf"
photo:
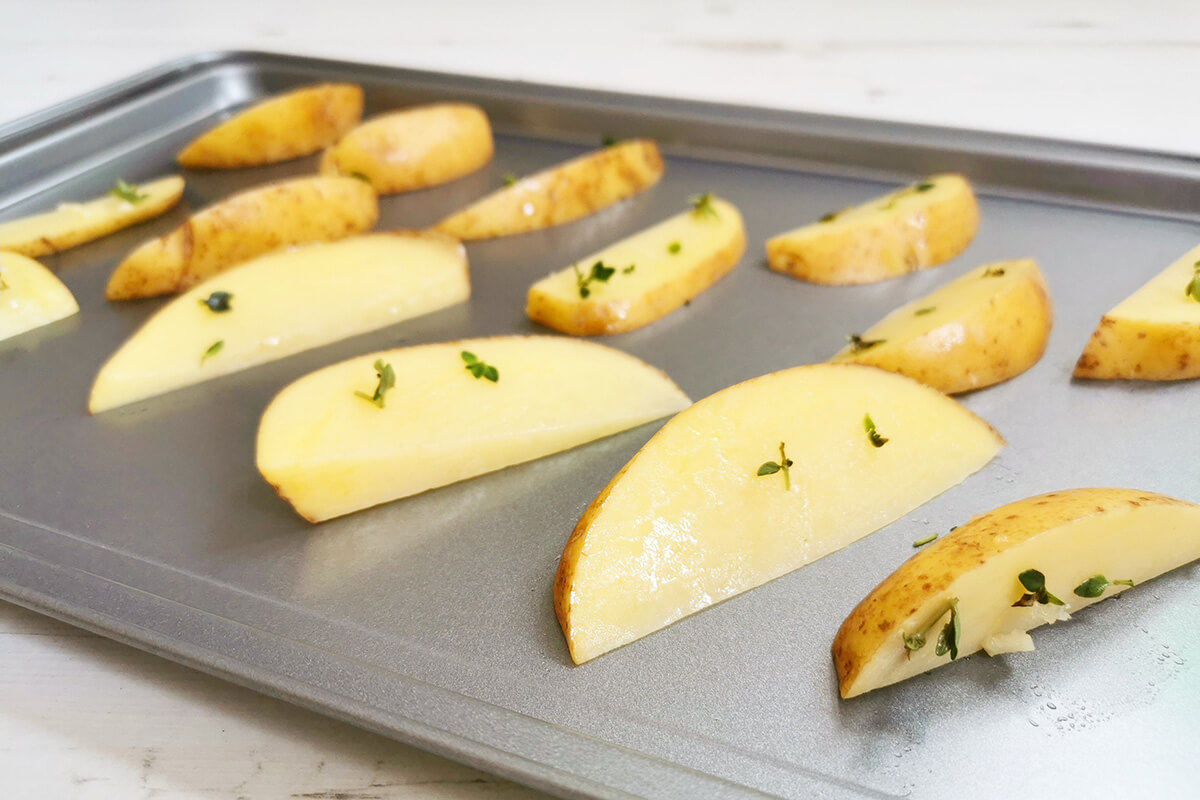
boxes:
[501,172,517,187]
[668,241,682,254]
[462,350,499,383]
[847,333,886,353]
[915,306,936,316]
[913,533,938,547]
[934,598,961,660]
[602,134,618,147]
[201,340,224,364]
[902,632,926,651]
[199,290,233,313]
[982,266,1006,278]
[573,261,619,298]
[0,272,7,291]
[863,413,889,447]
[818,211,838,223]
[623,264,636,274]
[756,442,794,489]
[354,359,396,408]
[110,179,148,204]
[1018,569,1046,594]
[1014,568,1065,607]
[348,171,371,183]
[591,261,616,282]
[1073,574,1135,598]
[1186,261,1200,302]
[915,182,935,192]
[689,192,719,220]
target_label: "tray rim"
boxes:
[2,49,1199,800]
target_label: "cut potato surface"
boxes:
[527,195,745,335]
[178,83,364,168]
[89,232,468,413]
[257,336,691,522]
[830,259,1053,394]
[833,488,1200,698]
[106,176,378,300]
[0,251,79,342]
[766,174,979,285]
[1075,244,1200,380]
[0,176,184,258]
[555,363,1003,664]
[435,139,664,240]
[319,103,493,194]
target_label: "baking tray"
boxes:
[2,51,1199,799]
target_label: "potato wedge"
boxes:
[833,488,1200,699]
[526,195,745,335]
[177,83,363,168]
[766,174,979,285]
[0,251,79,341]
[830,259,1053,393]
[0,176,184,258]
[435,139,664,240]
[319,103,493,194]
[89,232,468,413]
[257,336,691,522]
[1075,244,1200,380]
[106,176,378,300]
[555,363,1003,665]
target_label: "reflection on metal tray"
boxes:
[1,51,1198,800]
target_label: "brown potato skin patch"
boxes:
[1074,314,1200,381]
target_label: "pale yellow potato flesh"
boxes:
[178,83,364,168]
[0,176,184,258]
[555,363,1003,665]
[434,139,664,240]
[766,174,979,285]
[526,197,745,335]
[106,176,378,300]
[830,259,1053,394]
[1075,243,1200,380]
[256,336,691,522]
[89,232,468,413]
[319,103,494,194]
[833,488,1200,698]
[0,251,79,341]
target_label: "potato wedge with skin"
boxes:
[830,259,1053,394]
[435,139,664,241]
[555,363,1003,665]
[0,251,79,341]
[106,176,378,300]
[766,174,979,285]
[89,232,468,413]
[1075,244,1200,380]
[526,196,745,335]
[319,103,493,194]
[834,488,1200,699]
[257,337,691,522]
[0,176,184,258]
[178,83,363,168]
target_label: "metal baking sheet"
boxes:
[2,51,1199,799]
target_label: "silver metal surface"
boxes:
[1,52,1198,799]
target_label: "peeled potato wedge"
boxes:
[0,176,184,258]
[257,336,691,522]
[89,232,468,413]
[526,195,745,335]
[766,174,979,285]
[0,251,79,341]
[830,259,1053,394]
[177,83,364,168]
[833,488,1200,699]
[1075,244,1200,380]
[435,139,664,241]
[319,103,493,194]
[106,176,378,300]
[555,363,1003,665]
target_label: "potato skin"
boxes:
[106,176,378,300]
[526,209,746,336]
[435,139,665,240]
[1074,316,1200,380]
[834,259,1054,394]
[767,174,979,285]
[319,103,494,194]
[177,83,363,168]
[832,488,1188,698]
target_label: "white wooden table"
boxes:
[3,2,1197,797]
